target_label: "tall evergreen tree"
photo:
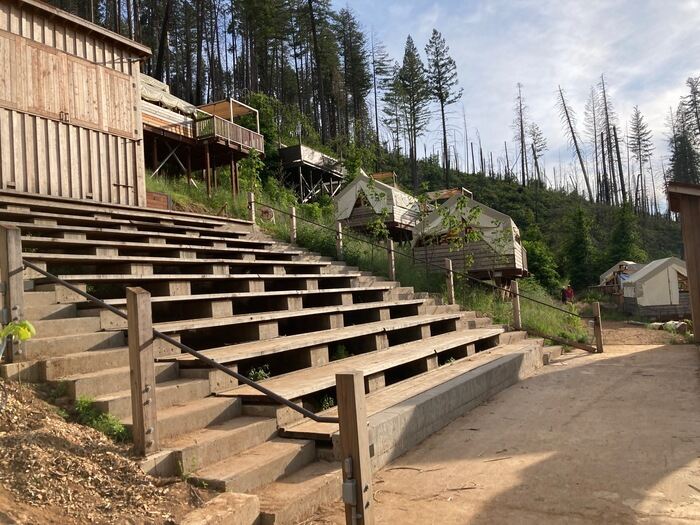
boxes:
[607,203,647,265]
[513,83,528,186]
[669,106,700,184]
[563,206,597,290]
[398,36,431,192]
[628,106,654,212]
[425,29,462,189]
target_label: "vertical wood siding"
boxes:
[0,1,145,206]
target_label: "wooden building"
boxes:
[141,74,264,197]
[667,182,700,341]
[622,257,690,320]
[412,194,528,284]
[279,144,345,202]
[0,0,151,206]
[334,172,420,241]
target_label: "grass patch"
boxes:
[73,396,129,443]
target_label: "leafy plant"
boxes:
[247,364,271,381]
[73,396,129,442]
[0,320,36,342]
[331,345,351,361]
[319,394,335,411]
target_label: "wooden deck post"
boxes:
[445,258,455,305]
[126,287,159,457]
[336,371,375,525]
[248,192,256,223]
[205,143,212,198]
[229,153,237,199]
[593,301,604,353]
[186,147,192,187]
[387,239,396,281]
[336,221,344,260]
[0,225,24,363]
[511,280,522,330]
[290,207,297,244]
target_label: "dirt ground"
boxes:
[311,324,700,524]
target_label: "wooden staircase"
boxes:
[0,190,557,524]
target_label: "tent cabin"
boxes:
[140,74,264,200]
[0,0,151,206]
[334,172,421,241]
[279,144,345,202]
[622,257,690,320]
[599,260,645,295]
[411,194,528,284]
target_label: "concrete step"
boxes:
[23,330,126,360]
[499,330,529,345]
[61,361,178,399]
[163,416,278,475]
[468,316,493,328]
[93,377,211,419]
[124,396,242,440]
[41,347,129,381]
[25,303,77,321]
[190,438,315,493]
[257,461,342,525]
[24,290,56,308]
[543,345,564,364]
[32,316,101,338]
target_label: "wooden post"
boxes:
[336,221,343,260]
[676,193,700,344]
[511,280,522,330]
[229,153,237,199]
[186,147,192,187]
[445,258,455,305]
[336,371,375,525]
[205,143,212,198]
[248,192,256,223]
[290,207,297,244]
[0,225,24,363]
[387,239,395,281]
[126,287,158,456]
[593,301,604,353]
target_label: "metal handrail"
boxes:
[22,259,339,424]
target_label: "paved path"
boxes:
[312,340,700,524]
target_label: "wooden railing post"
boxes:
[126,287,158,457]
[0,225,24,363]
[593,301,604,353]
[336,221,344,260]
[248,192,256,223]
[336,371,375,525]
[290,207,297,244]
[444,258,455,305]
[511,280,522,330]
[387,239,396,281]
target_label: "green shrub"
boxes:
[73,396,129,442]
[248,364,271,381]
[319,394,335,411]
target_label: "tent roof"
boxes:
[141,75,199,116]
[334,173,419,220]
[412,193,516,239]
[624,257,687,286]
[198,99,258,120]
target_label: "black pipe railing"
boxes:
[22,259,339,424]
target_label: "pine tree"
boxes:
[398,36,431,192]
[513,83,528,186]
[628,106,654,212]
[563,207,597,290]
[607,203,647,264]
[557,85,593,202]
[584,86,601,200]
[381,62,405,157]
[528,122,547,182]
[669,106,700,184]
[425,29,462,189]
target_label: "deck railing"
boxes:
[195,114,264,153]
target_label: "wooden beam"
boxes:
[387,239,395,281]
[593,301,604,353]
[336,371,375,525]
[186,147,192,186]
[126,287,159,456]
[336,222,344,260]
[248,192,256,222]
[445,258,455,305]
[0,225,24,362]
[291,207,298,244]
[511,280,521,330]
[678,195,700,343]
[205,143,212,198]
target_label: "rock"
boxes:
[648,323,663,330]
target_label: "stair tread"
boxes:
[123,396,236,426]
[59,361,171,382]
[161,416,274,450]
[39,272,361,283]
[256,460,341,509]
[283,338,544,440]
[191,438,311,482]
[93,377,209,402]
[168,312,467,365]
[24,252,328,266]
[221,327,504,400]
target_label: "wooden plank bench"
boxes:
[164,313,468,366]
[218,328,505,402]
[282,339,543,440]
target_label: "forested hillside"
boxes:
[48,0,689,290]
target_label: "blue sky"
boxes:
[333,0,700,199]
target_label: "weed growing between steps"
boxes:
[73,396,130,443]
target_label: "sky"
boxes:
[333,0,700,202]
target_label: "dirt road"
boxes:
[311,327,700,524]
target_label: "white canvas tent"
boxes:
[334,173,421,239]
[623,257,687,306]
[411,194,528,281]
